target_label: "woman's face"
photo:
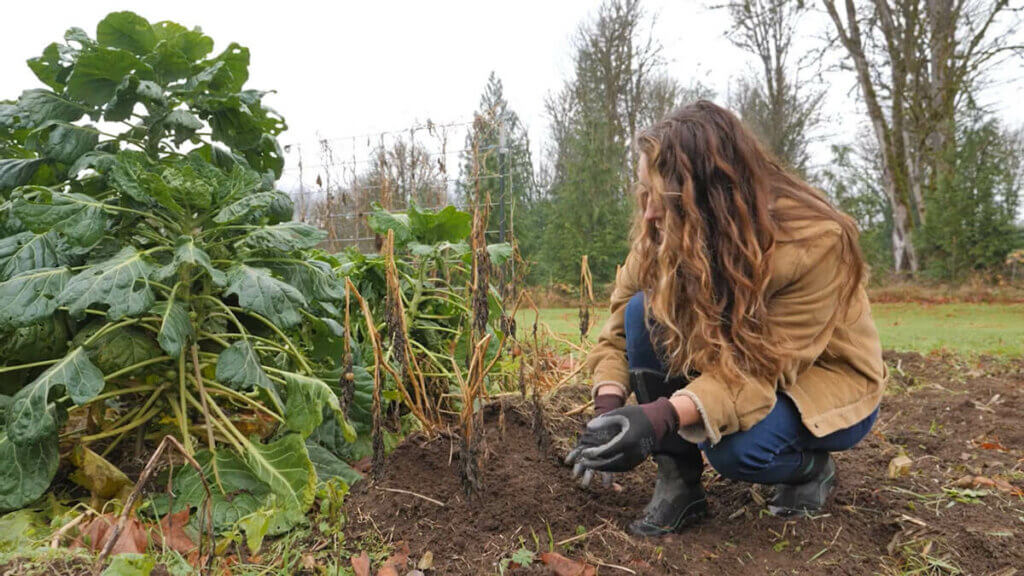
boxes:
[638,153,665,232]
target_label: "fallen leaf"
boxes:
[377,540,410,576]
[68,446,133,502]
[152,509,195,554]
[888,454,913,479]
[952,475,1021,494]
[108,518,149,556]
[350,551,370,576]
[417,550,434,570]
[540,552,596,576]
[72,514,148,555]
[352,457,373,474]
[979,441,1006,451]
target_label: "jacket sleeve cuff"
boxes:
[671,373,738,446]
[673,389,719,445]
[591,379,629,401]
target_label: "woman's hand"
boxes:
[572,390,626,488]
[566,398,679,474]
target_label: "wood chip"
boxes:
[888,454,913,479]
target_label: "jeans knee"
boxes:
[624,292,645,331]
[624,292,647,352]
[705,439,776,482]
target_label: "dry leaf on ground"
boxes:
[152,510,195,554]
[71,514,148,555]
[540,551,596,576]
[350,551,370,576]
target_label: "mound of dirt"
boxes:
[344,352,1024,575]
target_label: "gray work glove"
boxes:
[569,393,625,488]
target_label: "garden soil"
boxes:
[344,352,1024,575]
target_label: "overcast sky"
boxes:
[2,0,1022,185]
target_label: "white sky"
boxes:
[2,0,1022,184]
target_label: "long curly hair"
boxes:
[633,101,865,382]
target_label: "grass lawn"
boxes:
[518,302,1024,357]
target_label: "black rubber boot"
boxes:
[627,369,708,537]
[768,452,836,517]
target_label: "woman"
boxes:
[566,101,886,537]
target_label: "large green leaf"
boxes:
[223,265,306,328]
[66,47,143,107]
[239,222,326,253]
[27,122,99,164]
[101,554,155,576]
[103,75,139,123]
[148,42,191,84]
[0,431,59,512]
[156,235,225,285]
[96,12,156,56]
[73,322,162,374]
[408,203,472,244]
[160,110,204,145]
[261,258,342,302]
[212,191,279,223]
[58,247,154,320]
[5,347,103,446]
[0,231,64,281]
[367,208,412,244]
[307,315,345,361]
[0,315,70,366]
[282,371,340,438]
[208,43,250,93]
[152,21,213,61]
[148,448,301,535]
[304,442,361,485]
[151,300,193,357]
[108,151,151,203]
[203,96,263,151]
[215,340,272,393]
[12,191,107,247]
[159,165,211,209]
[487,242,514,266]
[27,43,72,92]
[0,268,70,330]
[240,434,315,516]
[15,89,88,127]
[0,159,45,191]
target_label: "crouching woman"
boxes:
[566,101,886,537]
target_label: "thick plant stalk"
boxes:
[346,278,432,479]
[579,254,594,342]
[468,126,492,361]
[522,290,548,448]
[339,281,355,419]
[382,230,433,426]
[450,333,492,494]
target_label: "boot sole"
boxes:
[627,499,709,537]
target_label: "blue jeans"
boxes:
[624,292,878,484]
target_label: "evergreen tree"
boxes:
[536,0,663,285]
[459,72,534,245]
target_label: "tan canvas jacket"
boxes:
[586,205,887,446]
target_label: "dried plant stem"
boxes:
[579,254,595,342]
[383,230,434,425]
[346,278,433,480]
[94,436,213,572]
